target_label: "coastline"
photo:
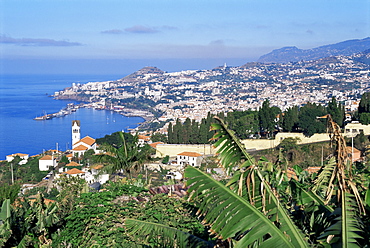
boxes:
[1,73,143,160]
[35,101,152,129]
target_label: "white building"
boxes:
[71,120,98,156]
[72,136,98,157]
[177,152,203,167]
[72,120,81,145]
[39,155,57,171]
[6,153,29,165]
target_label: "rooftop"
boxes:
[178,152,202,157]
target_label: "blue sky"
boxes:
[1,0,369,75]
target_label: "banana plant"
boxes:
[125,218,213,248]
[185,116,309,247]
[96,132,151,178]
[186,116,368,247]
[0,199,12,246]
[121,116,369,247]
[312,115,368,247]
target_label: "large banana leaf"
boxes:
[205,116,309,247]
[125,218,212,248]
[210,117,255,175]
[365,184,370,207]
[185,167,308,248]
[0,199,11,242]
[0,199,10,222]
[319,192,363,247]
[292,180,334,213]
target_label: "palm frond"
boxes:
[319,192,363,247]
[185,167,308,248]
[125,218,212,248]
[206,116,309,247]
[292,181,334,213]
[365,184,370,207]
[312,156,337,200]
[210,116,254,175]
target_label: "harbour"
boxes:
[33,102,154,121]
[0,74,144,160]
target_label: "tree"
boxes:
[199,118,209,144]
[359,112,370,125]
[298,102,327,136]
[225,110,259,139]
[358,92,370,125]
[167,122,174,143]
[172,119,182,143]
[190,119,200,144]
[327,97,345,126]
[282,106,299,132]
[182,117,192,144]
[258,99,279,137]
[96,131,135,147]
[151,132,168,143]
[0,184,20,204]
[96,132,152,178]
[358,92,370,113]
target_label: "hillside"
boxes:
[258,37,370,63]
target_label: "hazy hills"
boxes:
[258,37,370,63]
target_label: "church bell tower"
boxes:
[72,120,81,146]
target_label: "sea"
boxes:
[0,74,144,160]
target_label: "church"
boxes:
[71,120,98,157]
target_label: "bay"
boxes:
[0,74,144,160]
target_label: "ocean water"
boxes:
[0,74,144,160]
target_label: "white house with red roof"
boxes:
[138,134,151,146]
[39,155,57,171]
[71,120,98,157]
[72,136,98,157]
[64,168,85,177]
[177,152,203,167]
[6,153,29,165]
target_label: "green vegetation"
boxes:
[167,96,347,143]
[0,156,47,185]
[96,132,153,178]
[2,93,370,247]
[359,92,370,125]
[168,113,214,144]
[180,116,370,247]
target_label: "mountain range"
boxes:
[258,37,370,63]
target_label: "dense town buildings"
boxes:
[54,52,370,126]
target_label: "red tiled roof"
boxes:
[73,136,95,146]
[80,136,95,146]
[346,146,361,154]
[39,155,53,160]
[91,164,103,170]
[149,142,164,148]
[64,168,85,175]
[7,153,28,157]
[177,152,202,157]
[72,144,89,151]
[48,149,62,153]
[138,135,151,141]
[66,161,80,166]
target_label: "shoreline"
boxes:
[36,101,153,130]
